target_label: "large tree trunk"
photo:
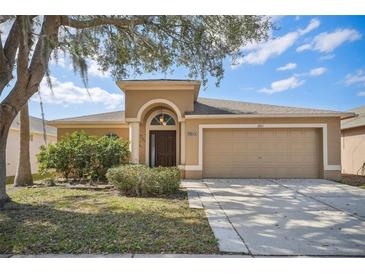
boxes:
[0,105,17,206]
[0,136,9,207]
[0,16,61,206]
[14,102,33,187]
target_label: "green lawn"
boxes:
[6,172,55,185]
[0,185,218,254]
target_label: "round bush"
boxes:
[37,131,129,181]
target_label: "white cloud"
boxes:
[345,70,365,86]
[32,76,124,110]
[238,32,298,65]
[87,59,110,78]
[296,28,361,53]
[319,54,335,61]
[260,76,304,94]
[50,55,110,79]
[234,18,320,66]
[277,63,297,71]
[298,18,320,35]
[357,91,365,96]
[50,55,67,68]
[296,44,311,52]
[309,67,327,76]
[259,65,326,95]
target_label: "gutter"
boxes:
[340,113,358,120]
[47,121,127,125]
[184,112,356,119]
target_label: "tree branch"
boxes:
[60,16,148,30]
[16,16,31,82]
[0,39,6,77]
[0,19,20,93]
[27,16,61,95]
[1,16,61,112]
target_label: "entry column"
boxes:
[180,121,186,165]
[129,122,140,164]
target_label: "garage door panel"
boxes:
[203,128,321,178]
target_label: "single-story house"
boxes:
[48,79,354,180]
[7,115,57,176]
[341,105,365,175]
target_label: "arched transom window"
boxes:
[150,113,176,126]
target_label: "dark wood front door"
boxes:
[150,130,176,167]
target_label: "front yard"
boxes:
[0,184,218,255]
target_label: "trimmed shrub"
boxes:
[106,165,181,197]
[37,131,129,181]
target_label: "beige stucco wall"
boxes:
[6,129,57,177]
[341,126,365,175]
[184,116,341,180]
[57,127,129,141]
[53,114,342,180]
[124,90,195,119]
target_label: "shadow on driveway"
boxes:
[203,179,365,256]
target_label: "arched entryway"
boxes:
[127,98,184,167]
[145,109,179,167]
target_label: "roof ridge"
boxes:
[197,97,340,113]
[50,110,124,122]
[349,105,365,113]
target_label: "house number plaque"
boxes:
[187,131,198,136]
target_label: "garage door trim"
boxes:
[184,123,341,172]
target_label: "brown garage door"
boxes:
[203,128,321,178]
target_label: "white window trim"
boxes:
[183,123,341,172]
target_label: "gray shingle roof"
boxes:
[187,98,352,117]
[11,115,57,135]
[48,111,125,125]
[341,105,365,130]
[47,98,354,126]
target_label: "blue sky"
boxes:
[1,15,365,120]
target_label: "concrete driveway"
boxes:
[191,179,365,256]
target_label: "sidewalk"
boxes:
[1,254,252,258]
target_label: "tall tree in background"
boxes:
[0,15,272,205]
[13,102,33,187]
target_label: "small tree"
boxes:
[0,15,272,205]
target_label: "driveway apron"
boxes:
[202,179,365,256]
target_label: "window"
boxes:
[150,113,175,126]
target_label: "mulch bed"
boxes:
[338,174,365,188]
[64,184,114,190]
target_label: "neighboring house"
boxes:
[48,79,354,180]
[341,105,365,175]
[6,115,57,177]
